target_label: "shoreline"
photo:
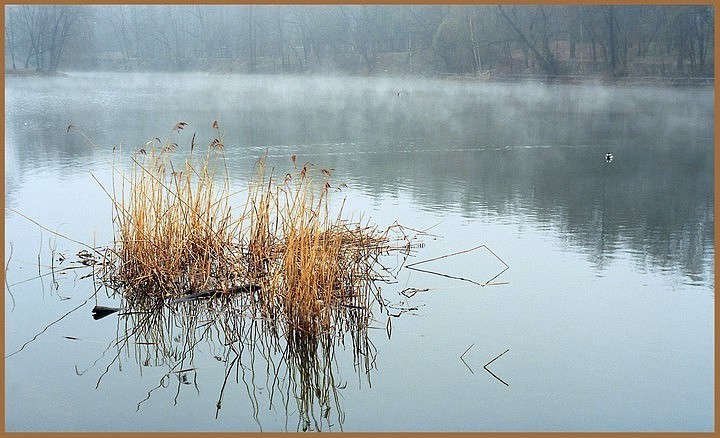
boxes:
[5,68,713,87]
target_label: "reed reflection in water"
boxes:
[85,292,378,432]
[5,75,712,431]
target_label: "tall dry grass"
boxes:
[108,124,241,305]
[102,122,403,332]
[239,157,390,332]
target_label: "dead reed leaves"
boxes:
[98,122,412,333]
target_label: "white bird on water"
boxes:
[605,152,614,163]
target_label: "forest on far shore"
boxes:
[5,5,714,81]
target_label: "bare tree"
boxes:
[104,6,133,69]
[4,5,711,78]
[6,6,18,70]
[9,5,81,72]
[667,6,713,76]
[497,5,561,76]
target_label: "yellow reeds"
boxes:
[241,157,388,332]
[102,123,404,332]
[110,137,240,305]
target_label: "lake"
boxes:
[4,73,714,432]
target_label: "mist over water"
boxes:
[5,73,714,431]
[7,73,713,286]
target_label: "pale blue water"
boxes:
[5,73,714,431]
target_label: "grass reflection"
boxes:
[96,295,376,431]
[11,122,431,430]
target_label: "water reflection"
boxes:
[5,74,714,431]
[86,296,376,431]
[5,74,713,287]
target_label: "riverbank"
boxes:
[5,68,66,77]
[452,72,714,87]
[8,67,711,89]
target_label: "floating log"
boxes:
[91,285,262,319]
[91,305,120,320]
[170,284,262,305]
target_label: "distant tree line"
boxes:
[5,5,714,78]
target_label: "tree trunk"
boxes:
[606,6,618,76]
[6,9,17,70]
[497,5,560,76]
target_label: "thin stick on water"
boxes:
[7,265,92,288]
[5,242,16,311]
[405,244,509,286]
[484,348,509,367]
[460,343,475,374]
[484,348,510,386]
[11,209,101,255]
[37,231,46,297]
[403,266,485,286]
[407,244,487,265]
[5,293,95,359]
[460,342,475,360]
[48,238,62,295]
[37,231,42,277]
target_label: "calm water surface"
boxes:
[4,73,714,431]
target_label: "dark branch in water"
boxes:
[485,348,510,367]
[484,348,510,386]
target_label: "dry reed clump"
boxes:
[103,122,404,332]
[244,158,390,332]
[105,123,242,306]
